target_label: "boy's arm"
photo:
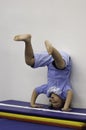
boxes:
[61,90,73,111]
[30,89,42,108]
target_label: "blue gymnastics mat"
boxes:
[0,100,86,122]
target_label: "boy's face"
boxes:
[49,93,63,109]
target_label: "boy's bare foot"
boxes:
[45,40,53,55]
[14,34,31,42]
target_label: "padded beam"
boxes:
[0,100,86,122]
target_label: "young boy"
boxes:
[14,34,73,111]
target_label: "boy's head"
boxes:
[49,93,64,110]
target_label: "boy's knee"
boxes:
[25,58,34,66]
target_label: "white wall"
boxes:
[0,0,86,108]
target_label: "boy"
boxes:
[14,34,73,111]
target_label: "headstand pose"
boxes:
[14,34,73,111]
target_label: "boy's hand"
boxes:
[61,107,71,111]
[30,104,43,108]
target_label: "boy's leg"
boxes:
[14,34,34,66]
[45,40,65,69]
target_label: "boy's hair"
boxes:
[49,101,65,110]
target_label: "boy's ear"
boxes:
[49,98,51,102]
